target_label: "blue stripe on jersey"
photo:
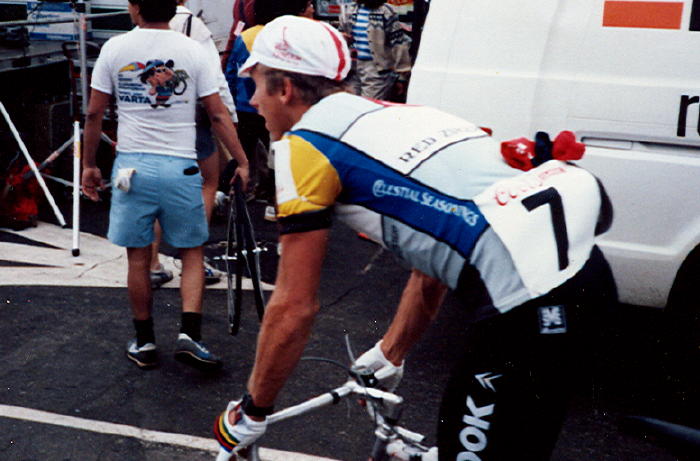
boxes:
[290,129,488,259]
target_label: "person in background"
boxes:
[148,0,248,288]
[222,0,312,216]
[339,0,411,101]
[298,0,315,18]
[82,0,249,372]
[221,0,257,68]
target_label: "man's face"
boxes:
[301,0,315,18]
[249,65,291,141]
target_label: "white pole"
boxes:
[72,121,81,257]
[0,102,67,227]
[76,0,89,117]
[72,0,88,256]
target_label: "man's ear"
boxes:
[279,76,295,104]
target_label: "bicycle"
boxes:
[214,177,267,335]
[217,338,438,461]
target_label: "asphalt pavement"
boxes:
[1,193,698,461]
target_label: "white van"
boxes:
[408,0,700,315]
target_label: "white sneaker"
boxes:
[204,260,224,285]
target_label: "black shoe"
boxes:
[126,338,158,369]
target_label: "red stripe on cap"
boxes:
[319,21,347,80]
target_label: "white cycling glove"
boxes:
[354,340,404,392]
[214,399,268,460]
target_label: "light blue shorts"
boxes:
[108,152,208,248]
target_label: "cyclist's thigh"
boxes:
[437,309,573,461]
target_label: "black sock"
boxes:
[180,312,202,342]
[133,317,155,347]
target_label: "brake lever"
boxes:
[348,365,380,388]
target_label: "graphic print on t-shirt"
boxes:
[118,59,190,108]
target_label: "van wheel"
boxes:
[666,246,700,355]
[663,247,700,426]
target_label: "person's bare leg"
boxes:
[175,245,221,369]
[126,246,153,320]
[180,245,204,313]
[150,221,163,272]
[198,150,220,223]
[126,246,158,368]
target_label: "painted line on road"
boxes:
[0,404,338,461]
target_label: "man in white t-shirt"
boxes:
[81,0,249,371]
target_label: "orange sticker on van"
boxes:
[603,1,683,29]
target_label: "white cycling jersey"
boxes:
[273,92,611,317]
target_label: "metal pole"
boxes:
[76,0,89,118]
[0,102,67,227]
[71,121,81,256]
[70,0,89,256]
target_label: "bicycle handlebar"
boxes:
[217,379,407,461]
[267,380,403,425]
[215,358,435,461]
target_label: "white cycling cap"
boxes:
[239,15,351,81]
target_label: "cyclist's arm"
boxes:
[380,269,449,365]
[246,228,330,411]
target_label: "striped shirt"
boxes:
[351,6,372,60]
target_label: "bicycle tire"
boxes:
[225,178,267,335]
[234,185,247,330]
[225,190,241,335]
[234,181,266,320]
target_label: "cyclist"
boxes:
[213,16,617,461]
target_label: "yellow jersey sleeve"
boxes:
[241,25,264,52]
[274,134,342,234]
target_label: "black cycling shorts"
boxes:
[437,246,617,461]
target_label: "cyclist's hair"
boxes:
[357,0,386,9]
[263,69,349,106]
[255,0,310,24]
[128,0,176,23]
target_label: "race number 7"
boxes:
[521,187,569,271]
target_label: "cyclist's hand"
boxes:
[213,399,267,458]
[232,165,250,192]
[354,340,404,392]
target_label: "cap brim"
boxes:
[238,55,260,77]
